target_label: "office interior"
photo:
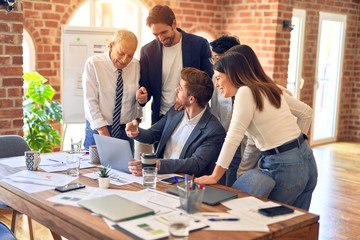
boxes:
[0,0,359,239]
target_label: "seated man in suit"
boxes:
[126,67,226,177]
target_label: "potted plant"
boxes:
[22,71,62,153]
[98,166,111,189]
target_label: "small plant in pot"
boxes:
[98,166,111,189]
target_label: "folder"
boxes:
[78,194,155,222]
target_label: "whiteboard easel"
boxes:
[61,25,117,124]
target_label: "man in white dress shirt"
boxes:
[82,30,140,151]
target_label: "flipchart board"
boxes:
[61,25,117,123]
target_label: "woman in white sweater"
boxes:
[196,49,318,210]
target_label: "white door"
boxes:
[287,9,306,99]
[311,12,346,144]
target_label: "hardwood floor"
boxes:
[0,142,359,240]
[310,142,360,240]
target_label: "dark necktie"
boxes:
[112,69,123,138]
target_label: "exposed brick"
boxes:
[0,67,23,76]
[2,77,23,87]
[42,12,61,20]
[7,87,23,97]
[0,120,11,129]
[5,45,22,54]
[13,119,25,128]
[0,99,14,108]
[0,23,10,32]
[0,56,11,65]
[0,109,23,118]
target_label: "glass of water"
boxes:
[66,154,80,177]
[168,213,189,240]
[70,137,82,153]
[142,167,157,189]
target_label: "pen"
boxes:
[191,174,196,190]
[173,176,179,185]
[47,159,64,164]
[208,218,239,222]
[184,174,189,212]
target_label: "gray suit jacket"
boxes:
[134,107,225,177]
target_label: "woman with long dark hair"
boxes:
[196,48,318,210]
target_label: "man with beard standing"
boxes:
[136,5,213,125]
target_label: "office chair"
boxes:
[0,135,34,240]
[232,169,276,198]
[0,222,17,240]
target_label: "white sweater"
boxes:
[216,86,313,169]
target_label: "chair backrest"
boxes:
[0,135,31,158]
[231,169,276,198]
[0,222,17,240]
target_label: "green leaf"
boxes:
[22,71,63,153]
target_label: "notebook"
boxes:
[93,134,133,173]
[166,185,238,206]
[77,194,155,222]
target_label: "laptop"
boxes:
[93,134,133,173]
[166,185,238,206]
[77,194,155,222]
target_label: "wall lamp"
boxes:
[0,0,16,12]
[283,20,294,31]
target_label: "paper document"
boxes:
[47,187,179,216]
[1,170,76,193]
[116,210,208,240]
[0,155,27,168]
[222,196,304,227]
[0,152,91,170]
[47,187,139,207]
[83,168,143,185]
[193,212,269,232]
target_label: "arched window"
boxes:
[22,29,36,72]
[64,0,154,150]
[68,0,153,59]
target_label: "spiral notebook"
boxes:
[78,194,155,222]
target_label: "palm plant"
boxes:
[22,71,62,153]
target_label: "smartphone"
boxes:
[55,183,86,192]
[258,205,294,217]
[160,176,185,185]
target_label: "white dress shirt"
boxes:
[82,51,140,130]
[163,107,206,159]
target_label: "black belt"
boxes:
[261,134,306,156]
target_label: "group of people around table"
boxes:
[82,4,318,211]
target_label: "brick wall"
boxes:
[291,0,360,141]
[0,1,23,135]
[0,0,359,142]
[221,0,360,142]
[351,7,360,141]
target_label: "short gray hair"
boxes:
[112,29,138,45]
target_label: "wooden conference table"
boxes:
[0,162,319,240]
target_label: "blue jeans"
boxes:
[258,141,318,210]
[218,144,242,187]
[84,120,134,154]
[225,145,242,187]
